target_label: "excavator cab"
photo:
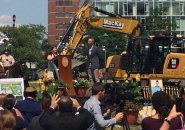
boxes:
[107,35,185,80]
[125,35,172,74]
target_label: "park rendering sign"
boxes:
[0,78,24,99]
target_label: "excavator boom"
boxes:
[55,2,140,95]
[58,3,140,56]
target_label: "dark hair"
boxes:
[58,96,73,113]
[48,46,58,55]
[2,94,16,110]
[88,37,95,42]
[24,91,37,99]
[40,95,51,111]
[92,83,105,95]
[152,91,174,120]
[3,48,10,53]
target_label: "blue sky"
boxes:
[0,0,47,29]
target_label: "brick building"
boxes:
[48,0,82,46]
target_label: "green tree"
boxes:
[145,7,177,35]
[0,24,48,69]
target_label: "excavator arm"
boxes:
[55,2,140,95]
[58,3,140,56]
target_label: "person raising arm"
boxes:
[160,105,183,130]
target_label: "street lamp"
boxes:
[103,33,108,37]
[13,15,16,27]
[102,33,109,66]
[102,46,106,67]
[102,33,108,83]
[102,45,107,83]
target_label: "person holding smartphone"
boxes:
[142,91,182,130]
[159,104,183,130]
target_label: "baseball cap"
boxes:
[25,87,36,92]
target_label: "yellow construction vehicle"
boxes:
[57,2,140,56]
[57,1,185,95]
[56,1,140,94]
[106,34,185,82]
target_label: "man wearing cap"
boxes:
[1,48,15,69]
[1,48,15,76]
[15,87,41,128]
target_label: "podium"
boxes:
[57,55,75,95]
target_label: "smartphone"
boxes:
[176,97,183,112]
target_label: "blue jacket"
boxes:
[15,98,41,128]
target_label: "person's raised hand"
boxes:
[50,94,60,109]
[115,112,124,122]
[71,98,80,109]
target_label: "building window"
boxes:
[128,2,136,16]
[56,12,74,18]
[95,2,115,16]
[56,1,72,6]
[56,23,70,29]
[137,2,144,15]
[176,17,180,29]
[158,2,163,14]
[123,2,128,16]
[180,2,184,15]
[163,2,170,15]
[145,2,149,16]
[173,3,180,15]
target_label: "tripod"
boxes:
[111,107,130,130]
[110,111,130,130]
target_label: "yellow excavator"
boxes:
[57,2,140,56]
[106,34,185,81]
[56,1,140,94]
[57,1,185,95]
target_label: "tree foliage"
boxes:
[145,7,177,35]
[0,24,48,69]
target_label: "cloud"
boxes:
[0,15,12,26]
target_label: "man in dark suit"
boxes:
[15,87,41,129]
[88,37,101,84]
[39,95,94,130]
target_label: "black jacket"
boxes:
[39,107,94,130]
[28,114,44,130]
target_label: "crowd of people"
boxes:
[1,36,185,130]
[2,84,185,130]
[0,83,124,130]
